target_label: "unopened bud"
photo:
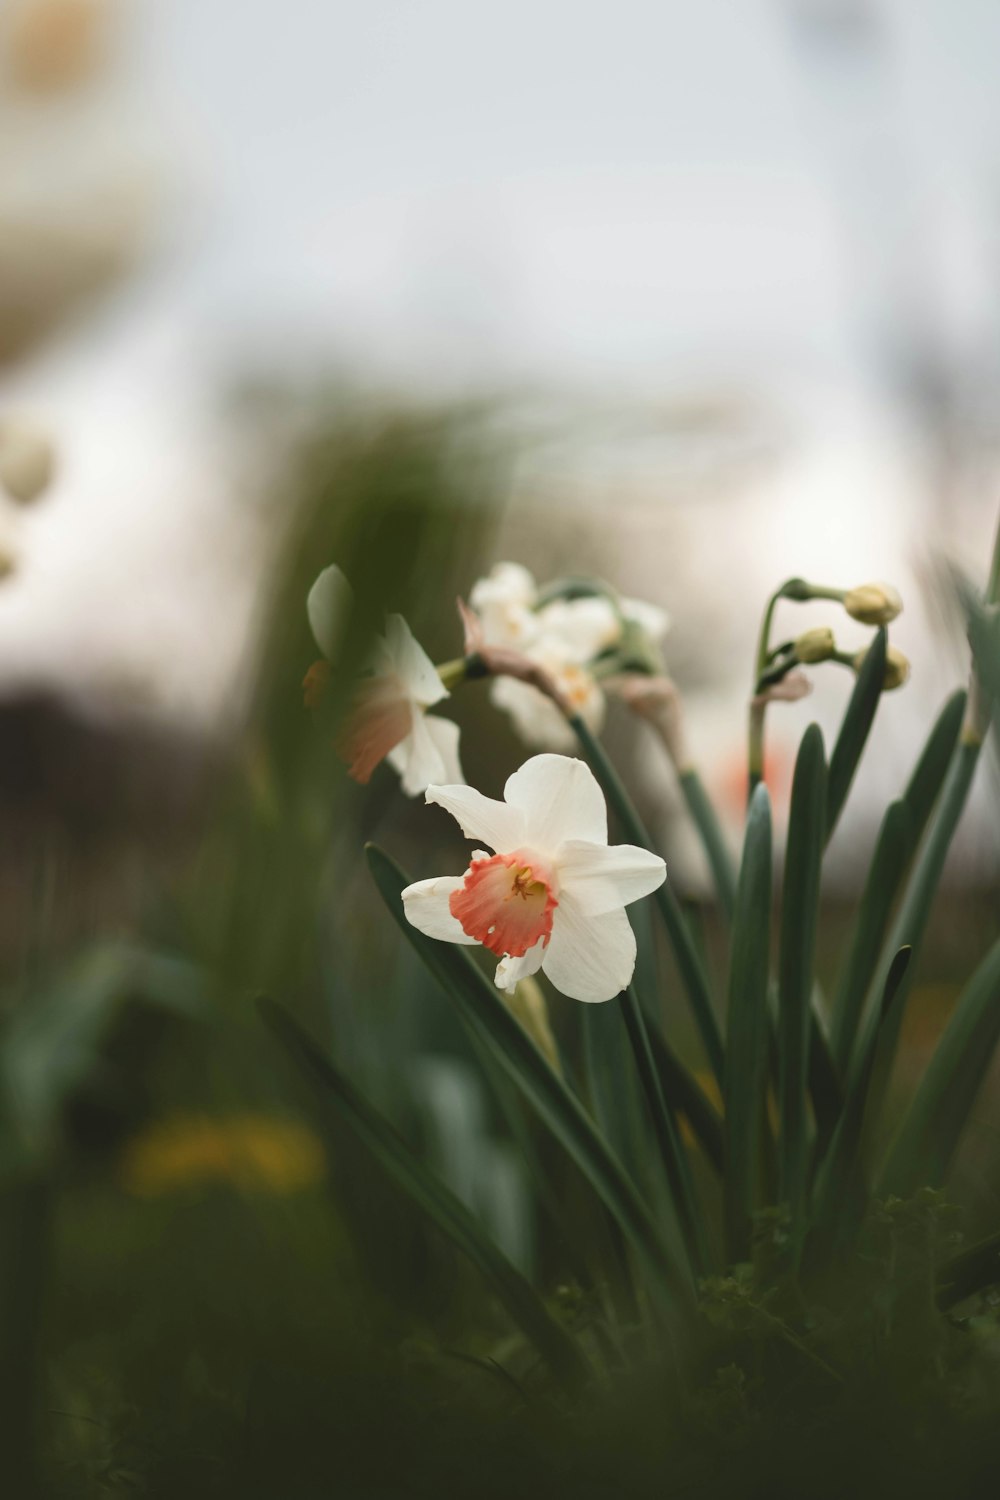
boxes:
[853,643,910,691]
[794,627,835,664]
[843,582,902,626]
[0,418,55,503]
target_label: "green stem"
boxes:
[677,768,737,921]
[620,985,710,1278]
[568,715,726,1088]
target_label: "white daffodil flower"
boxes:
[305,565,462,797]
[402,753,666,1003]
[490,642,607,751]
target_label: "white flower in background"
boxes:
[468,561,669,751]
[402,753,666,1003]
[305,564,462,797]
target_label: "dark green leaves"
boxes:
[259,997,591,1391]
[777,725,826,1221]
[825,628,886,842]
[724,784,773,1263]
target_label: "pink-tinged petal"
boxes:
[542,895,636,1003]
[402,876,479,945]
[383,615,449,707]
[494,941,546,993]
[425,784,526,852]
[556,840,666,916]
[503,754,607,852]
[307,564,352,659]
[449,852,557,958]
[337,676,412,784]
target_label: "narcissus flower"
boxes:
[305,564,462,796]
[402,753,666,1003]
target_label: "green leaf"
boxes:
[724,784,773,1263]
[365,845,692,1316]
[568,715,725,1088]
[813,947,911,1243]
[646,1027,724,1175]
[677,767,737,921]
[937,1229,1000,1309]
[620,985,711,1278]
[860,738,981,1128]
[879,935,1000,1197]
[825,627,886,841]
[828,800,914,1075]
[829,689,966,1075]
[777,725,826,1223]
[259,997,591,1392]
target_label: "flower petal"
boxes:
[621,596,670,643]
[388,711,457,797]
[425,783,526,851]
[383,614,449,707]
[402,876,478,944]
[504,754,607,852]
[423,713,464,785]
[535,596,621,662]
[556,840,666,915]
[541,895,636,1004]
[489,675,578,752]
[307,564,352,659]
[494,941,547,993]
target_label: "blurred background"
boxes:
[1,3,999,1492]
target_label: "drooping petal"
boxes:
[386,711,453,797]
[494,941,546,993]
[489,675,578,752]
[402,876,479,944]
[541,895,636,1004]
[307,564,352,659]
[504,754,607,853]
[422,713,464,785]
[425,783,526,852]
[383,614,449,707]
[556,840,666,915]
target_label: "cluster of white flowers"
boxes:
[469,562,669,752]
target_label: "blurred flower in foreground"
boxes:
[120,1113,325,1197]
[469,561,669,752]
[305,563,463,796]
[0,414,55,502]
[402,752,665,1002]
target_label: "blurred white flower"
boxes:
[402,753,665,1003]
[305,565,462,797]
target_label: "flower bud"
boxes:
[794,627,835,664]
[853,643,910,691]
[0,418,55,503]
[843,582,902,626]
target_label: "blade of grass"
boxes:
[259,997,591,1392]
[366,845,693,1316]
[777,725,826,1228]
[677,766,737,921]
[825,627,886,842]
[878,935,1000,1197]
[568,714,725,1088]
[724,784,773,1263]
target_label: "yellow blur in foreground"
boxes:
[120,1112,326,1197]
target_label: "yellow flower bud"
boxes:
[0,418,55,503]
[853,643,910,691]
[794,627,836,664]
[843,582,903,626]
